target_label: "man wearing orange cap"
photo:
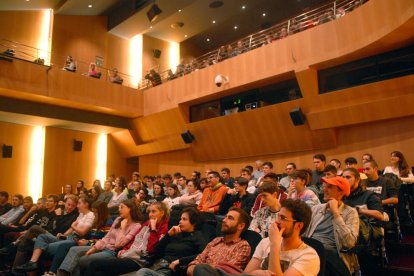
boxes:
[304,176,359,276]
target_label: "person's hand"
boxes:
[268,222,284,247]
[169,259,179,271]
[288,183,295,195]
[227,188,236,195]
[117,249,126,257]
[56,233,64,239]
[120,218,128,230]
[150,218,157,231]
[29,205,38,213]
[168,226,181,236]
[55,208,62,216]
[77,239,88,246]
[327,198,340,217]
[85,247,96,256]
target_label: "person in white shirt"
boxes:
[244,199,320,276]
[163,184,181,209]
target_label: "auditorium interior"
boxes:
[0,0,413,274]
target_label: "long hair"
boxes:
[92,200,109,230]
[391,151,410,177]
[114,199,144,229]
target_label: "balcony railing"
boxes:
[139,0,368,90]
[0,0,368,91]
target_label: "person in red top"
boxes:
[187,207,251,276]
[197,171,228,214]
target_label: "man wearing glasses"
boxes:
[304,176,359,276]
[197,171,228,214]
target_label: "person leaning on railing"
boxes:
[63,55,76,72]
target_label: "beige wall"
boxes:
[139,115,414,177]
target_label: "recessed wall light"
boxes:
[88,4,92,8]
[262,13,266,17]
[212,20,216,24]
[206,38,210,42]
[234,25,238,30]
[242,5,246,9]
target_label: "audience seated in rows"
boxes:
[2,146,413,276]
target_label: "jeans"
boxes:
[46,239,77,273]
[59,246,91,276]
[78,249,117,276]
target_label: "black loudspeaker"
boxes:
[181,130,195,144]
[289,107,306,126]
[73,140,83,151]
[2,145,12,158]
[147,4,162,22]
[153,49,162,58]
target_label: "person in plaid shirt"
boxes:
[187,207,251,276]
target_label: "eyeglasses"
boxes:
[275,213,297,222]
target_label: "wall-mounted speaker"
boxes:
[153,49,162,58]
[147,4,162,22]
[289,107,306,126]
[181,130,195,144]
[73,140,83,151]
[2,145,12,158]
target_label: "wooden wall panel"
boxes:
[130,108,186,143]
[106,34,131,77]
[143,0,414,116]
[142,35,171,77]
[187,101,337,161]
[51,15,107,70]
[0,11,44,49]
[139,115,414,177]
[0,59,143,118]
[0,121,35,197]
[43,127,101,195]
[107,134,130,179]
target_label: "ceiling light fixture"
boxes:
[184,35,188,38]
[212,20,216,24]
[88,4,92,8]
[206,38,210,42]
[242,5,246,9]
[234,25,238,30]
[178,9,182,12]
[262,13,266,17]
[150,26,153,29]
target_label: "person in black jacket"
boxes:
[136,207,207,276]
[219,177,255,217]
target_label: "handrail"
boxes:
[0,38,139,89]
[1,0,368,91]
[139,0,368,90]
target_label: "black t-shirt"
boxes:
[50,209,79,235]
[0,203,12,216]
[345,186,384,214]
[365,176,397,200]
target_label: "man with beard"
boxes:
[243,199,319,275]
[187,207,251,276]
